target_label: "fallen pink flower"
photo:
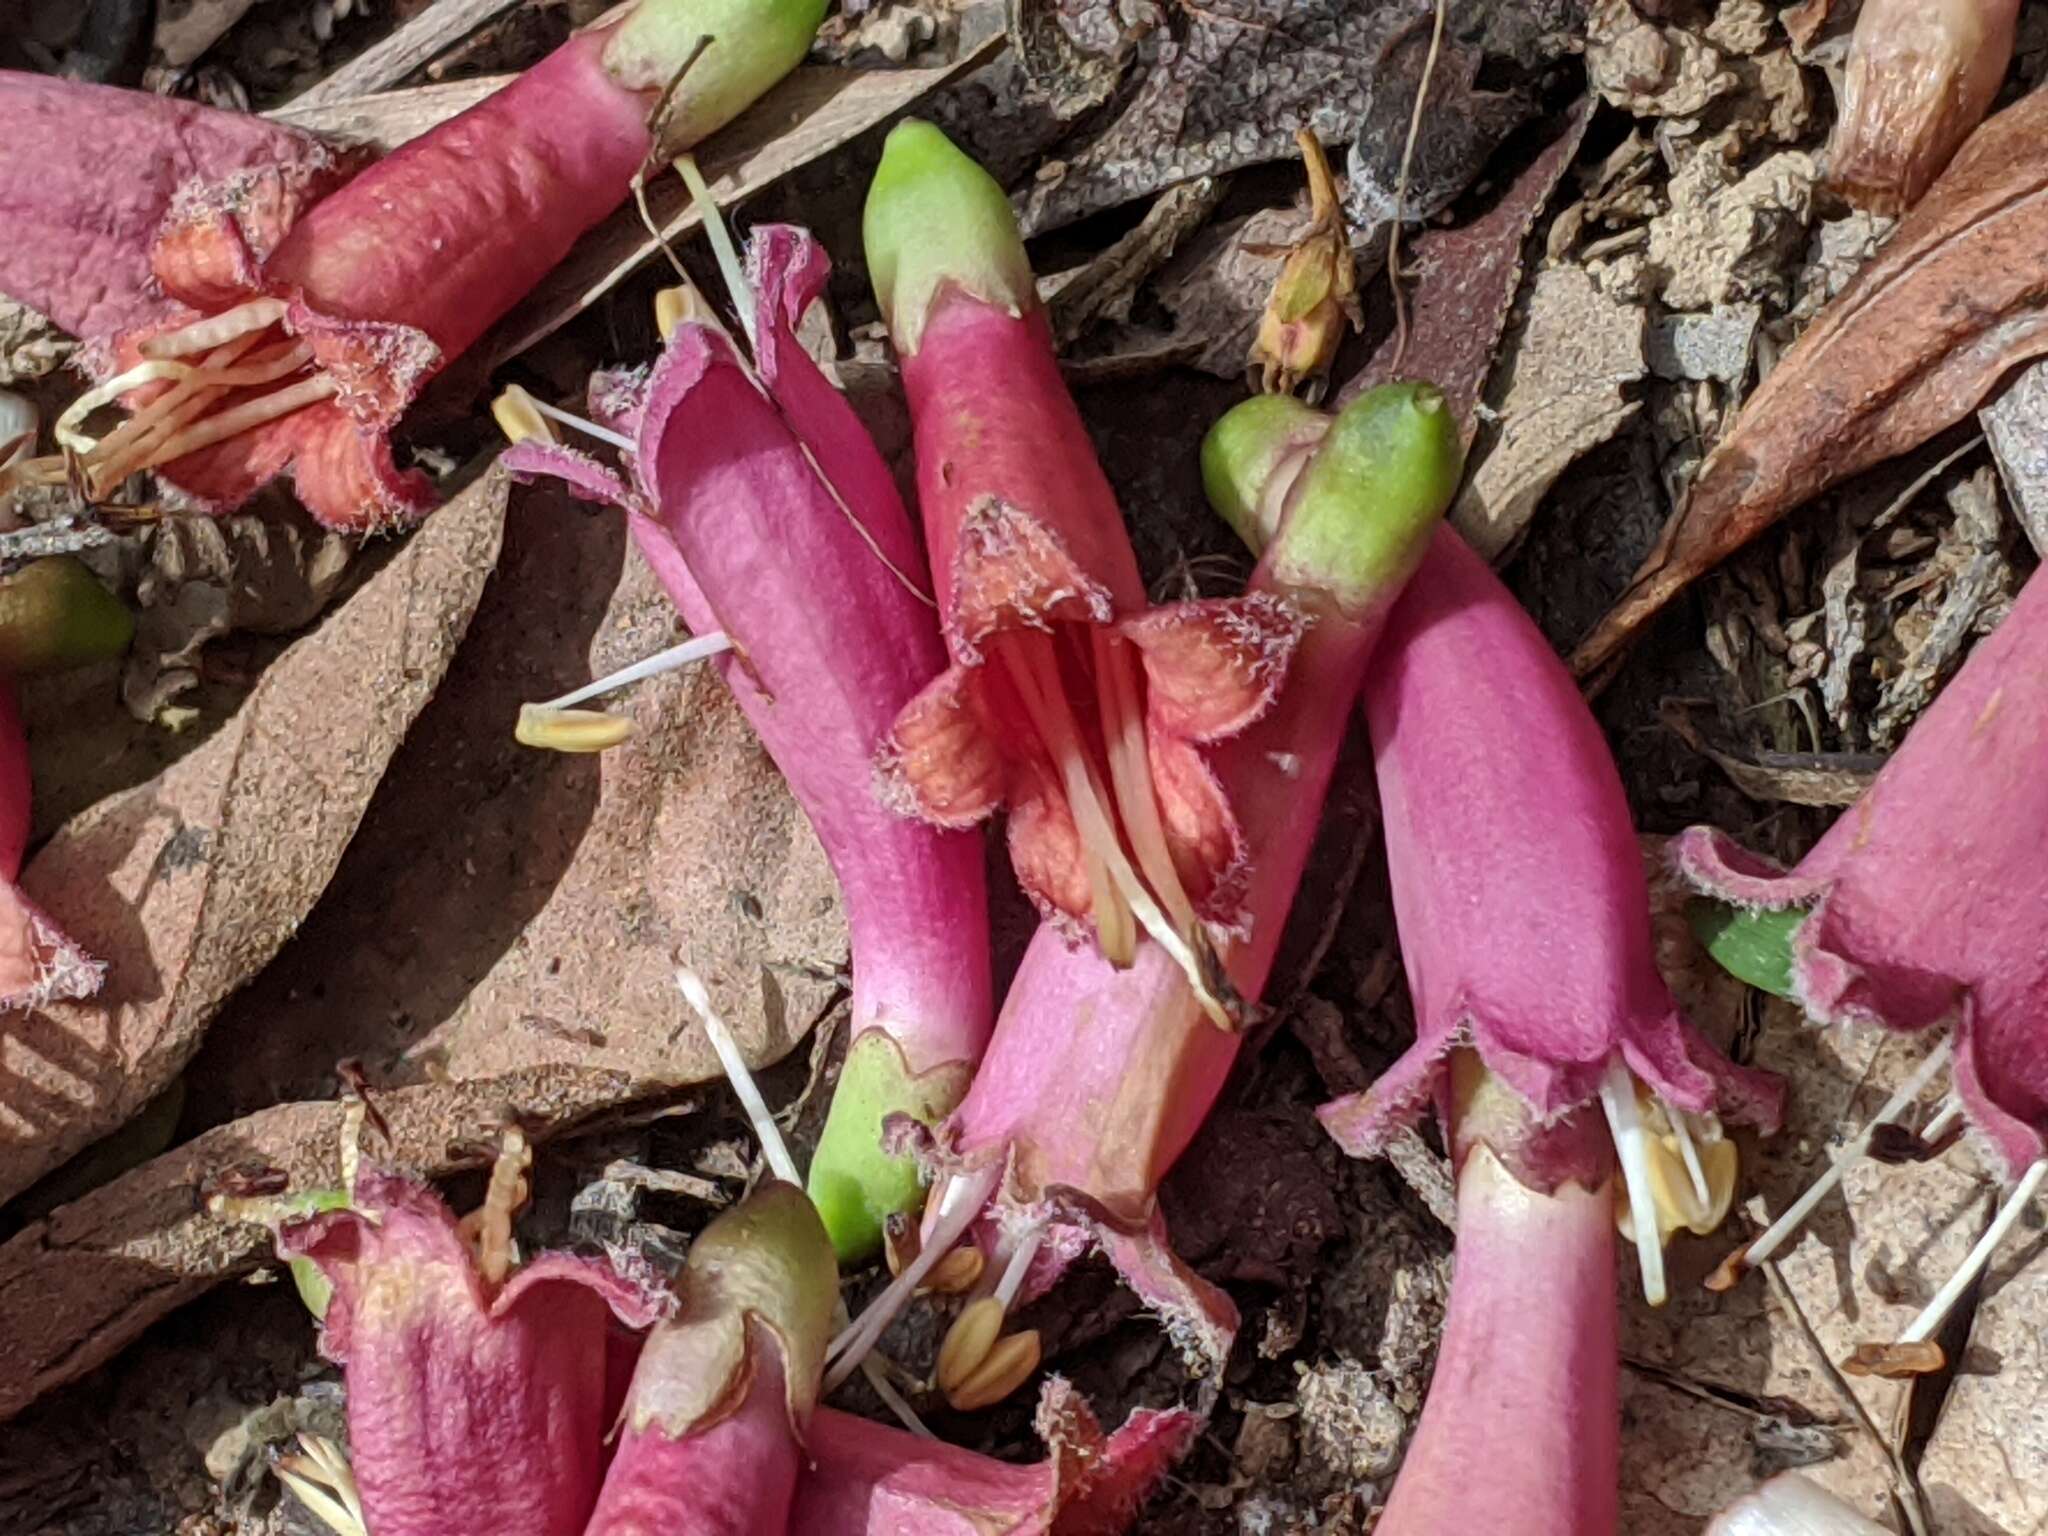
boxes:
[829,383,1461,1404]
[0,0,821,530]
[1198,395,1784,1536]
[502,224,991,1263]
[1677,565,2048,1351]
[794,1377,1196,1536]
[278,1161,665,1536]
[583,1181,837,1536]
[866,121,1298,999]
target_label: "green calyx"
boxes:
[1687,898,1806,1001]
[603,0,827,156]
[0,557,133,675]
[281,1188,352,1320]
[863,119,1036,355]
[1199,394,1330,554]
[1262,382,1464,613]
[632,1182,839,1438]
[806,1029,971,1261]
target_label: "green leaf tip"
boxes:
[807,1029,972,1261]
[1267,382,1464,612]
[0,557,134,675]
[1200,393,1330,555]
[1687,898,1806,1001]
[280,1188,351,1320]
[603,0,828,156]
[864,119,1036,355]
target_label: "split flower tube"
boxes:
[1199,392,1781,1535]
[828,382,1462,1406]
[273,1138,666,1536]
[0,0,823,529]
[502,225,991,1263]
[1677,563,2048,1364]
[865,120,1306,1019]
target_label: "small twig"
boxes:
[1386,0,1447,377]
[1760,1257,1932,1536]
[632,36,718,285]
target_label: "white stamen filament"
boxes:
[1093,629,1202,941]
[999,638,1230,1025]
[145,372,338,464]
[527,395,637,453]
[1920,1096,1964,1144]
[538,632,733,712]
[1667,1103,1713,1214]
[55,361,198,451]
[1737,1039,1954,1273]
[1600,1057,1668,1307]
[138,297,288,359]
[676,967,803,1187]
[674,152,758,353]
[1894,1157,2047,1348]
[825,1164,1002,1390]
[992,1226,1044,1311]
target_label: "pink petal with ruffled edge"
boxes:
[0,69,354,350]
[794,1379,1196,1536]
[279,1170,665,1536]
[1674,564,2048,1178]
[1318,532,1783,1169]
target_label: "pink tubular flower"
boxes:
[1676,566,2048,1183]
[794,1378,1197,1536]
[865,121,1300,995]
[502,224,991,1262]
[827,382,1462,1405]
[583,1182,838,1536]
[278,1167,666,1536]
[1194,395,1785,1535]
[1678,569,2048,1360]
[0,0,822,530]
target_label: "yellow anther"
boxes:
[923,1244,987,1296]
[515,703,634,754]
[491,384,557,447]
[935,1294,1005,1394]
[654,284,712,341]
[945,1328,1041,1412]
[1618,1129,1738,1245]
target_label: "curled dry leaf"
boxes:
[183,477,843,1131]
[1573,84,2048,679]
[0,469,510,1206]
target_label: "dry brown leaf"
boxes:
[1452,263,1647,561]
[184,477,843,1132]
[268,74,510,151]
[1337,102,1590,431]
[1918,1253,2048,1533]
[285,0,524,108]
[0,1064,628,1422]
[0,470,510,1206]
[1573,85,2048,679]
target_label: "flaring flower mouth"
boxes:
[881,533,1304,1019]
